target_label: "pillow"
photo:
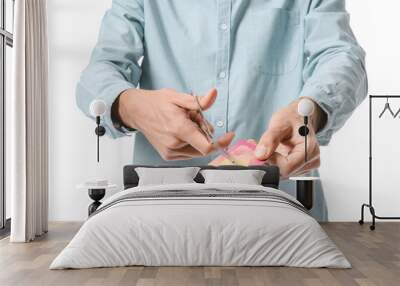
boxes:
[135,167,200,186]
[200,169,266,185]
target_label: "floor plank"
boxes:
[0,222,399,286]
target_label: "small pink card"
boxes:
[209,140,266,166]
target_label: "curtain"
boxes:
[9,0,48,242]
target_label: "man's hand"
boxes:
[254,99,325,178]
[117,88,235,161]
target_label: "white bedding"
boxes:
[50,183,350,269]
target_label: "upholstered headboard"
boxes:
[123,165,280,189]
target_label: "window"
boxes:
[0,0,14,236]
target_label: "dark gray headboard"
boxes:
[123,165,280,189]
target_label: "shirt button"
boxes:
[220,23,228,31]
[216,120,224,128]
[219,71,226,79]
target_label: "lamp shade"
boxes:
[298,98,314,117]
[90,99,107,117]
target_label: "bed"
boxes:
[50,165,350,269]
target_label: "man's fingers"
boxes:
[266,148,299,177]
[282,143,318,178]
[255,128,288,160]
[177,120,215,155]
[198,89,218,111]
[164,132,235,159]
[214,132,235,150]
[172,131,234,157]
[265,152,290,178]
[291,142,320,175]
[267,142,319,178]
[162,132,235,160]
[168,145,204,159]
[149,136,202,161]
[189,111,215,135]
[292,157,321,177]
[171,88,217,111]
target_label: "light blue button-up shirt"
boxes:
[76,0,367,220]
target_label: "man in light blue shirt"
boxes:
[76,0,367,220]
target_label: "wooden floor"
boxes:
[0,222,399,286]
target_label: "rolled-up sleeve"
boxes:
[299,0,368,146]
[76,0,144,138]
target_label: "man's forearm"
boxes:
[111,89,141,133]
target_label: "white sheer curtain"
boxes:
[8,0,48,242]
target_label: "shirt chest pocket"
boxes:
[243,8,301,76]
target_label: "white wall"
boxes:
[48,0,400,221]
[48,0,133,221]
[320,0,400,220]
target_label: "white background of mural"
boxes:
[47,0,400,221]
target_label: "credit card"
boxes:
[209,139,266,166]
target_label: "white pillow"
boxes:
[136,167,200,186]
[200,169,266,185]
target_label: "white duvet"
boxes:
[50,183,350,269]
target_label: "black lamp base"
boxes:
[296,180,314,210]
[88,188,106,216]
